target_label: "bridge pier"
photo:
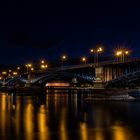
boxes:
[94,67,104,88]
[94,66,124,88]
[103,66,123,82]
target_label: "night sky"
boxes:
[0,0,140,64]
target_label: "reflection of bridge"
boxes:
[1,58,140,88]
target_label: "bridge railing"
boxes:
[9,57,140,77]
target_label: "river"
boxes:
[0,91,140,140]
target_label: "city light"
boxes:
[90,46,103,64]
[41,64,48,70]
[41,65,45,69]
[2,71,7,75]
[41,60,45,64]
[26,64,32,68]
[125,51,129,55]
[17,67,20,70]
[61,55,67,70]
[25,63,33,74]
[116,51,122,56]
[13,72,18,75]
[116,50,129,56]
[28,64,32,67]
[31,67,34,71]
[97,47,103,52]
[90,49,94,53]
[61,55,67,60]
[115,49,130,62]
[81,57,87,64]
[39,59,48,71]
[90,47,103,53]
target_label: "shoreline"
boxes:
[0,86,139,100]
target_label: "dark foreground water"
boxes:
[0,91,140,140]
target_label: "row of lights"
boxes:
[0,67,21,80]
[25,60,48,73]
[60,47,130,64]
[61,47,104,64]
[88,47,103,63]
[25,47,130,71]
[0,47,130,80]
[116,50,129,56]
[0,60,49,80]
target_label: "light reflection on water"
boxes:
[0,92,140,140]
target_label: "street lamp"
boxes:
[25,63,32,86]
[16,67,21,75]
[41,64,48,70]
[96,47,103,64]
[41,60,45,64]
[90,49,94,53]
[17,67,20,70]
[40,59,48,71]
[25,64,32,73]
[90,49,95,63]
[61,55,67,70]
[62,55,66,60]
[13,72,18,76]
[2,71,7,75]
[2,71,7,82]
[116,51,122,56]
[90,46,103,64]
[81,57,87,64]
[116,50,129,62]
[31,67,34,71]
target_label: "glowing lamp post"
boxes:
[90,49,95,63]
[81,57,87,64]
[13,72,18,76]
[41,60,45,64]
[31,67,34,71]
[26,64,32,73]
[97,47,103,64]
[25,63,32,86]
[116,50,129,62]
[90,46,103,65]
[40,59,48,71]
[41,64,48,70]
[61,55,67,70]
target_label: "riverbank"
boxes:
[0,86,138,100]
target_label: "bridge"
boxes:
[1,58,140,88]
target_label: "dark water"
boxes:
[0,91,140,140]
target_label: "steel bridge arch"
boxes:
[106,71,140,87]
[32,71,94,86]
[3,77,27,86]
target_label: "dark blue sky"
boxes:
[0,0,140,64]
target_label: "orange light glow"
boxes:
[62,55,67,60]
[90,49,94,53]
[82,57,86,62]
[46,82,70,87]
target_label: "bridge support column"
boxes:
[94,67,104,88]
[25,74,32,87]
[104,67,114,82]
